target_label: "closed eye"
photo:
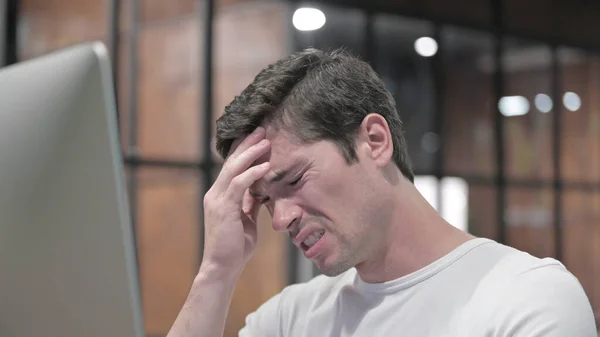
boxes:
[289,176,302,186]
[249,191,269,204]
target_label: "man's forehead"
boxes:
[228,128,298,157]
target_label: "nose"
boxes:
[271,199,302,232]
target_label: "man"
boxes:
[167,48,597,337]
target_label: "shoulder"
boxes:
[473,249,597,336]
[239,269,356,337]
[278,269,357,317]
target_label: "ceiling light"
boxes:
[414,37,438,57]
[292,8,326,31]
[563,92,581,111]
[534,93,553,113]
[498,95,529,117]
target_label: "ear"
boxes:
[357,113,393,168]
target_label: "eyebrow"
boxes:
[267,159,306,184]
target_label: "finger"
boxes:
[215,139,270,190]
[241,190,261,224]
[242,189,262,223]
[242,189,254,214]
[227,127,266,160]
[226,162,270,207]
[249,195,262,223]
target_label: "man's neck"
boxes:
[355,184,475,284]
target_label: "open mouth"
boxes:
[300,230,325,251]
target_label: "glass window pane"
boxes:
[467,184,498,240]
[442,27,495,177]
[415,177,498,239]
[139,0,200,23]
[414,176,440,210]
[591,192,600,318]
[503,38,553,180]
[213,1,288,163]
[563,190,597,312]
[218,0,251,7]
[117,39,131,154]
[559,48,600,182]
[414,176,470,232]
[505,188,555,258]
[18,0,108,60]
[374,15,435,173]
[119,0,131,34]
[440,177,469,232]
[136,168,201,336]
[137,18,203,160]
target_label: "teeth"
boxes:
[303,231,325,248]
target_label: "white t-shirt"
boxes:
[239,238,597,337]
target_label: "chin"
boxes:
[315,257,354,277]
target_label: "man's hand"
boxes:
[201,126,271,278]
[166,127,271,337]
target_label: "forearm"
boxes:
[166,266,240,337]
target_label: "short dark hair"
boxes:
[215,48,414,182]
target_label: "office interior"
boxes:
[2,0,599,336]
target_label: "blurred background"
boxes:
[1,0,600,336]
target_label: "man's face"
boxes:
[248,128,381,276]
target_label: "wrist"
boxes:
[196,260,242,286]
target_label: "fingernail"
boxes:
[253,127,264,134]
